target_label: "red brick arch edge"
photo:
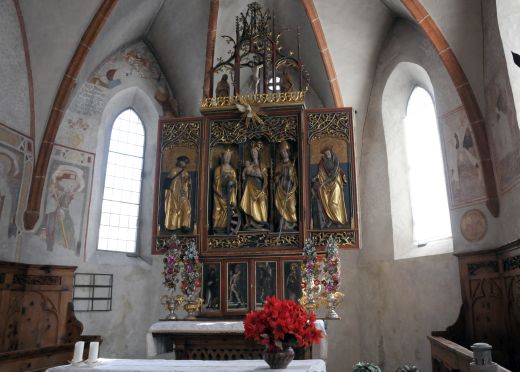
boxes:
[23,0,118,229]
[301,0,343,108]
[400,0,499,217]
[23,0,499,229]
[203,0,219,99]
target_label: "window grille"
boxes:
[73,273,113,311]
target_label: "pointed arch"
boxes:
[24,0,117,230]
[382,62,453,258]
[301,0,343,107]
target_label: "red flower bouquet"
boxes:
[243,296,322,352]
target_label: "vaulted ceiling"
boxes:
[15,0,483,148]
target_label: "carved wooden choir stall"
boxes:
[429,238,520,371]
[0,261,100,372]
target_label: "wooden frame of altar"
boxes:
[152,104,358,317]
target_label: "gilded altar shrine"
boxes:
[152,2,357,317]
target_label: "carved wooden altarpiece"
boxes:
[152,103,357,317]
[152,2,358,318]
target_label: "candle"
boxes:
[72,341,84,363]
[87,341,99,363]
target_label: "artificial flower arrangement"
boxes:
[180,240,202,297]
[243,296,322,352]
[301,238,321,297]
[161,234,182,291]
[321,236,340,294]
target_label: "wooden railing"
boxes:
[428,336,510,372]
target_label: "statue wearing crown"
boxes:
[212,148,239,234]
[240,141,269,230]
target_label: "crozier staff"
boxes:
[274,141,298,232]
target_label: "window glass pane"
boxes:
[404,88,452,244]
[98,109,144,253]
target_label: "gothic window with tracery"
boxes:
[98,109,144,253]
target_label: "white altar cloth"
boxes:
[146,320,327,360]
[46,358,326,372]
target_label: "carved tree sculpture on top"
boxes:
[211,2,310,97]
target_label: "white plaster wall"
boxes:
[482,0,520,245]
[313,0,394,147]
[273,0,333,107]
[0,0,30,135]
[19,0,100,153]
[322,20,465,372]
[496,0,520,128]
[419,0,485,110]
[75,256,165,358]
[146,0,210,117]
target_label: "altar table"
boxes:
[146,320,327,360]
[46,358,327,371]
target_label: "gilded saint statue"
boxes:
[215,74,230,98]
[274,141,298,231]
[240,142,269,229]
[212,149,239,234]
[312,146,349,228]
[164,155,191,232]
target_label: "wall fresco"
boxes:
[440,107,487,208]
[38,146,94,257]
[56,41,176,152]
[0,124,32,254]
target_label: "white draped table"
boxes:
[146,320,327,360]
[46,358,326,371]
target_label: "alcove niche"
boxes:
[381,61,453,259]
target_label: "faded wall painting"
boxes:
[56,41,176,152]
[0,124,32,253]
[488,86,520,193]
[440,107,487,208]
[39,146,94,257]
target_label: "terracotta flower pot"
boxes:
[263,346,295,369]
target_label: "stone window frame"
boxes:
[382,62,453,259]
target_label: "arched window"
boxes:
[98,109,145,252]
[404,87,452,244]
